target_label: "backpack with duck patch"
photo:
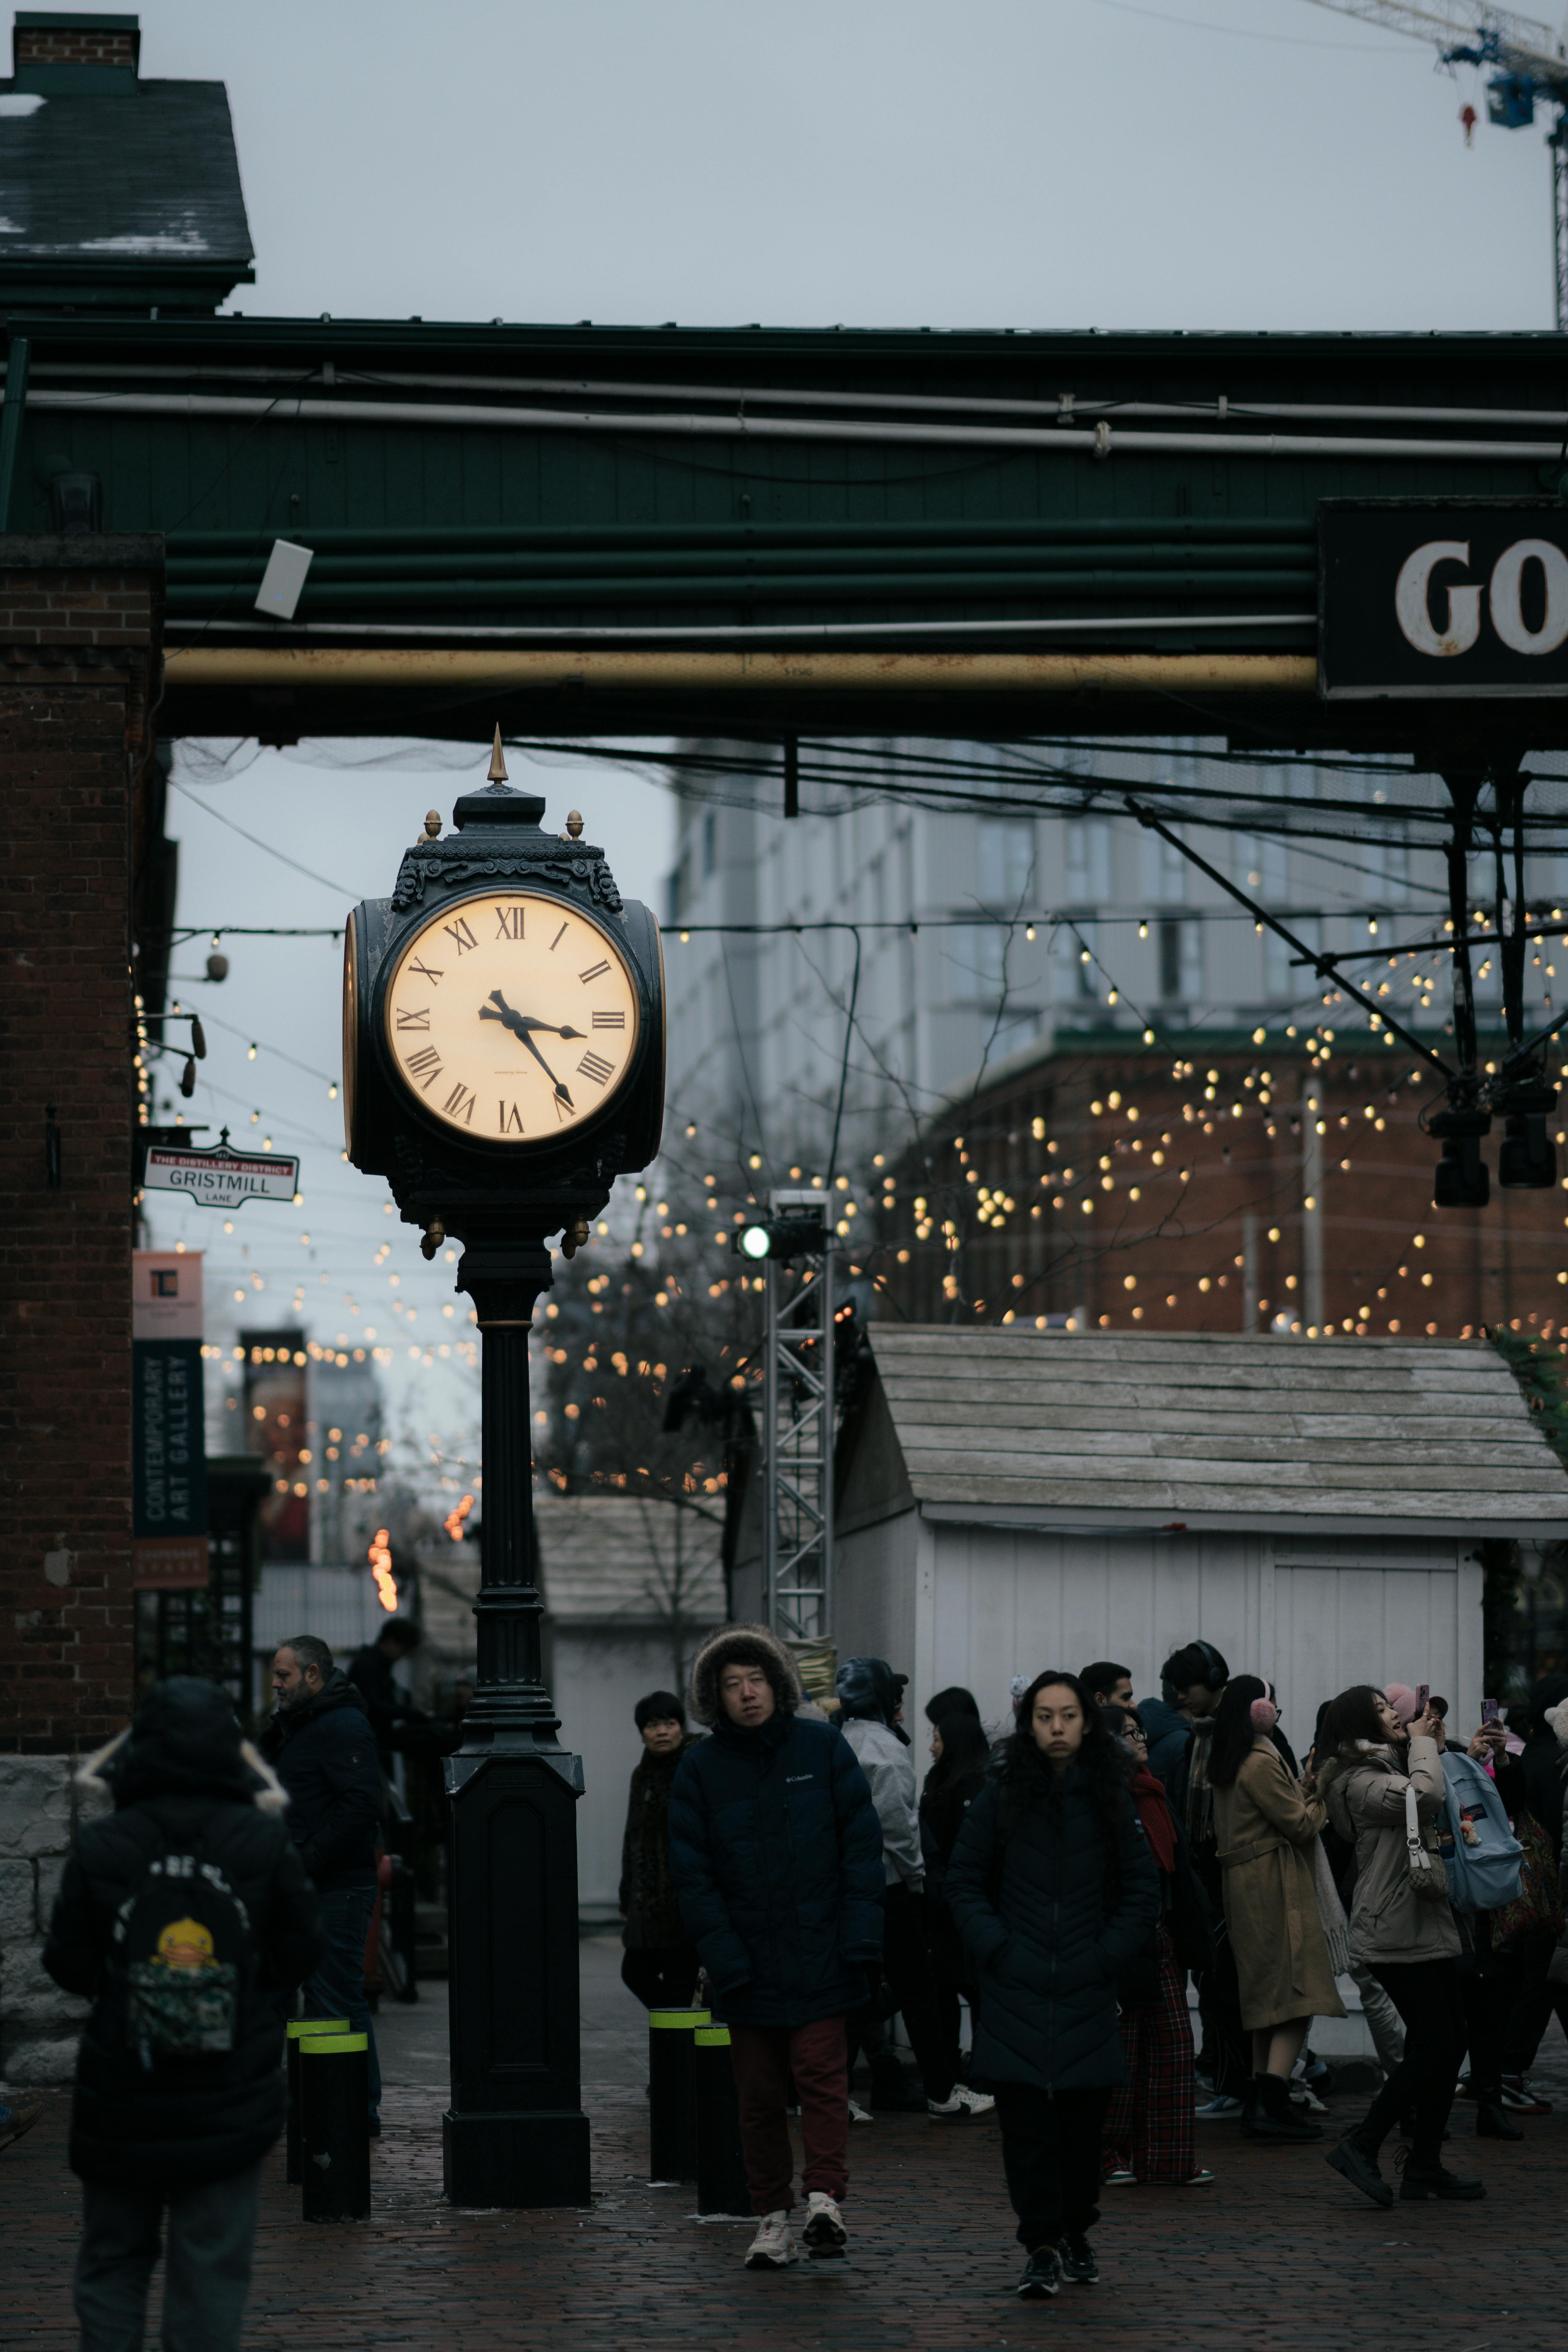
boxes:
[111,1835,257,2069]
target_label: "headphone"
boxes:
[1191,1639,1228,1692]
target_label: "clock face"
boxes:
[381,891,641,1142]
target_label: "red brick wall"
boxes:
[0,539,164,1752]
[883,1040,1568,1341]
[14,28,137,69]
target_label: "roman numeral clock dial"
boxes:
[381,893,641,1141]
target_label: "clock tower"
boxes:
[342,732,665,2209]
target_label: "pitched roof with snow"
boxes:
[0,79,253,308]
[856,1328,1568,1532]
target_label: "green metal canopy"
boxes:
[3,311,1567,741]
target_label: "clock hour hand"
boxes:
[479,993,575,1108]
[480,989,584,1044]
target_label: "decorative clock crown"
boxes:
[390,726,622,919]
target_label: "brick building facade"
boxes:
[879,1032,1568,1341]
[0,535,164,1754]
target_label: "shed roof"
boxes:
[853,1328,1568,1534]
[0,78,253,307]
[532,1492,726,1626]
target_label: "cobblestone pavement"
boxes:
[7,1967,1566,2351]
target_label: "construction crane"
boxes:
[1304,1,1568,322]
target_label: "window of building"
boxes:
[950,923,1009,1002]
[1158,917,1202,1003]
[1065,818,1110,907]
[979,818,1035,904]
[1141,825,1188,905]
[1053,919,1100,1003]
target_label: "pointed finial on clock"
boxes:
[565,809,584,841]
[487,724,508,785]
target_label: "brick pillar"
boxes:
[0,535,164,1761]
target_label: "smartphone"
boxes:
[1415,1682,1430,1713]
[1483,1697,1501,1726]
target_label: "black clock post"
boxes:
[341,738,665,2208]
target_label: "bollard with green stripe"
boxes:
[647,2007,709,2183]
[693,2025,751,2217]
[298,2031,371,2221]
[285,2018,349,2185]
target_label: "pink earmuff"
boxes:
[1250,1696,1278,1732]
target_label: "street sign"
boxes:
[142,1143,299,1206]
[1320,500,1568,699]
[132,1251,208,1589]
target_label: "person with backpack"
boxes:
[945,1671,1159,2299]
[1434,1701,1526,2140]
[43,1677,323,2352]
[1317,1685,1483,2207]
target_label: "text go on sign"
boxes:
[1319,500,1568,699]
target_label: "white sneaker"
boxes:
[744,2210,797,2269]
[847,2096,874,2125]
[801,2189,847,2258]
[927,2084,997,2119]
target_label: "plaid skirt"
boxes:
[1101,1920,1198,2184]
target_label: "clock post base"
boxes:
[443,2107,591,2210]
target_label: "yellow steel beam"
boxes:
[161,646,1316,695]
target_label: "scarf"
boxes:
[1130,1763,1178,1875]
[1185,1716,1216,1848]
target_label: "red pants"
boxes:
[726,2015,848,2214]
[1101,1924,1198,2184]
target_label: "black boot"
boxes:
[1399,2158,1486,2202]
[1474,2089,1524,2141]
[1242,2072,1323,2143]
[1325,2134,1392,2208]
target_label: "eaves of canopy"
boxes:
[3,310,1567,751]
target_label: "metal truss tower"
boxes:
[760,1190,837,1644]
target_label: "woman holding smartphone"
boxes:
[1317,1686,1484,2206]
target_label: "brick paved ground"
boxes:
[9,1969,1567,2352]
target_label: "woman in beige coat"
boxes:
[1209,1675,1344,2144]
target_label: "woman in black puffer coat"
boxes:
[946,1671,1159,2301]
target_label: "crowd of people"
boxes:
[623,1625,1568,2297]
[22,1613,1568,2340]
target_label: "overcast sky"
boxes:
[133,0,1557,332]
[132,0,1557,1529]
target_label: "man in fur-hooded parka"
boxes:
[669,1625,884,2025]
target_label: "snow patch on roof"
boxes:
[79,230,210,254]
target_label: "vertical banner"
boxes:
[240,1327,311,1562]
[132,1252,209,1590]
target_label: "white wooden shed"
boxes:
[821,1329,1568,1748]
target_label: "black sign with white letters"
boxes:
[1319,500,1568,699]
